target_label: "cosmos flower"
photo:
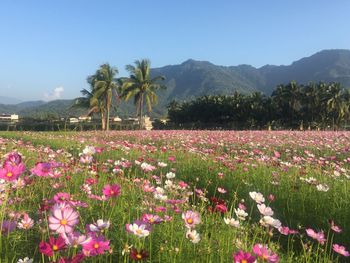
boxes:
[39,236,66,257]
[61,231,91,248]
[182,211,201,228]
[253,243,280,262]
[49,205,79,234]
[130,248,149,261]
[102,184,121,198]
[186,229,200,243]
[224,217,240,228]
[249,191,265,204]
[257,204,274,216]
[233,250,256,263]
[234,208,248,221]
[17,213,34,230]
[306,228,326,245]
[332,244,350,257]
[0,164,24,181]
[88,219,110,233]
[126,221,151,237]
[82,235,110,256]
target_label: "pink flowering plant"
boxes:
[0,131,349,262]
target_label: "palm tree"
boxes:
[120,59,166,129]
[88,64,119,131]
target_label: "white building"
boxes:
[0,114,19,122]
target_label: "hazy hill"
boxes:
[1,49,350,117]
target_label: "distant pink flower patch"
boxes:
[102,184,121,199]
[333,244,350,257]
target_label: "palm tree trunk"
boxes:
[106,106,110,131]
[101,111,106,131]
[139,93,144,129]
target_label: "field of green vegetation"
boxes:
[0,130,349,262]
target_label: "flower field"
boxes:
[0,130,349,262]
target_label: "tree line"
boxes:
[166,82,350,130]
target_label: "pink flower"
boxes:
[102,184,121,198]
[182,210,201,228]
[233,250,256,263]
[61,232,91,248]
[54,192,71,203]
[215,204,228,213]
[333,244,350,257]
[39,236,66,257]
[329,220,342,233]
[49,205,79,233]
[253,244,280,262]
[17,213,34,229]
[217,187,227,194]
[0,163,25,181]
[82,235,110,256]
[278,226,298,235]
[141,214,163,225]
[306,228,326,245]
[31,162,55,177]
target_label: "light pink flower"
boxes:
[49,205,79,233]
[182,210,201,228]
[333,244,350,257]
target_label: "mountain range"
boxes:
[1,49,350,118]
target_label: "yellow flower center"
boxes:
[136,229,143,235]
[60,219,67,225]
[150,218,154,223]
[110,190,114,195]
[136,254,142,259]
[187,218,193,224]
[94,243,99,249]
[53,245,59,251]
[242,260,247,263]
[6,172,13,177]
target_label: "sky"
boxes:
[0,0,349,101]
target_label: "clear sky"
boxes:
[0,0,349,101]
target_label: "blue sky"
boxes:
[0,0,349,101]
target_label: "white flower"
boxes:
[128,224,150,237]
[89,219,110,232]
[217,187,227,194]
[224,217,240,228]
[158,162,167,167]
[316,184,329,192]
[257,204,274,216]
[166,172,176,179]
[83,146,96,155]
[249,191,265,204]
[234,208,248,221]
[186,229,200,243]
[17,258,33,263]
[259,216,281,228]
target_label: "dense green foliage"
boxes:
[167,82,350,130]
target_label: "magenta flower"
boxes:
[333,244,350,257]
[54,192,71,203]
[49,205,79,233]
[233,250,256,263]
[253,244,279,262]
[102,184,121,198]
[0,163,25,181]
[31,162,55,177]
[306,228,326,245]
[82,235,110,256]
[39,236,66,257]
[182,210,201,228]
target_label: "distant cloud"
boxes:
[44,86,64,101]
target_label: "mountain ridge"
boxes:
[1,49,350,117]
